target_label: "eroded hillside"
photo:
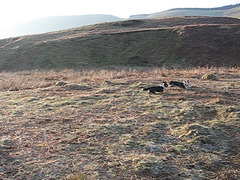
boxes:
[0,16,240,71]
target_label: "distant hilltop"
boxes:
[169,3,240,11]
[2,14,122,39]
[130,3,240,19]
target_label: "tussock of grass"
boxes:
[67,173,88,180]
[202,73,219,80]
[132,154,178,176]
[0,67,239,179]
[172,123,217,144]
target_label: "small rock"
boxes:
[201,74,219,80]
[55,81,68,86]
[103,81,115,86]
[64,84,92,91]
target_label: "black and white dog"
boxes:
[143,81,168,94]
[169,80,190,89]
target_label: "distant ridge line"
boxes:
[169,3,240,11]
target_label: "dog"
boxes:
[169,80,190,89]
[143,81,168,94]
[183,80,190,89]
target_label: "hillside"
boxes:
[4,14,122,38]
[0,16,240,71]
[130,4,240,19]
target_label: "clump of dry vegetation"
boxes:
[0,67,239,179]
[201,73,219,80]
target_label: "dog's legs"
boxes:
[149,90,156,94]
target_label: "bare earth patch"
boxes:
[0,67,239,179]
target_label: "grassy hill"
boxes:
[224,6,240,18]
[0,16,240,71]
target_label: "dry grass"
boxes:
[0,67,239,179]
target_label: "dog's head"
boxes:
[183,80,190,88]
[162,81,168,88]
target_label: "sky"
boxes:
[0,0,239,38]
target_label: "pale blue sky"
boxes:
[1,0,239,26]
[0,0,239,38]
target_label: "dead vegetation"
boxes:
[0,67,239,179]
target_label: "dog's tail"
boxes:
[143,87,149,91]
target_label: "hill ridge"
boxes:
[169,3,240,11]
[0,16,240,71]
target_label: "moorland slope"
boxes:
[0,16,240,71]
[0,67,239,179]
